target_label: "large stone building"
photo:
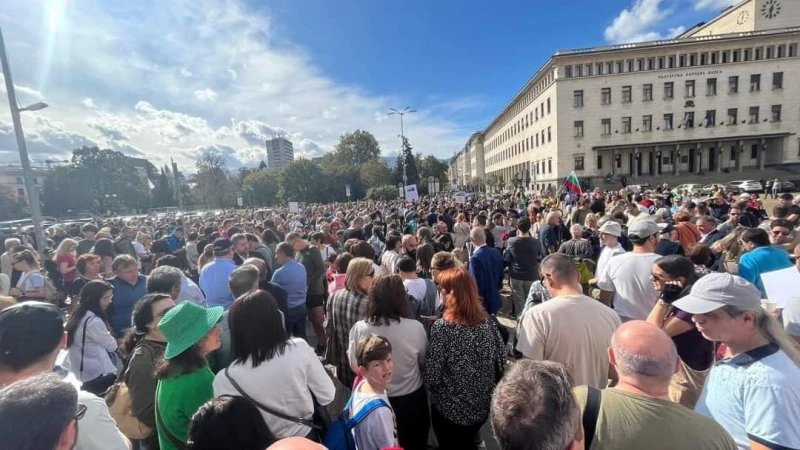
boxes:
[451,0,800,192]
[0,165,50,205]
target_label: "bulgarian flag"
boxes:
[562,171,583,196]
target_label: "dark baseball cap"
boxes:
[0,302,64,372]
[213,238,233,253]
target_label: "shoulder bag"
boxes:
[105,343,154,439]
[224,367,330,440]
[582,387,602,450]
[79,316,117,396]
[156,398,187,450]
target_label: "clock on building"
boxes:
[737,10,750,24]
[761,0,782,19]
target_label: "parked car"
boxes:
[670,184,704,196]
[699,184,729,195]
[773,180,797,193]
[727,180,763,193]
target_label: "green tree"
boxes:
[359,159,392,189]
[471,176,485,193]
[366,184,400,201]
[41,166,91,215]
[243,170,280,206]
[0,186,27,219]
[331,130,381,167]
[193,152,231,208]
[417,155,449,193]
[394,137,420,188]
[279,158,322,202]
[69,146,147,213]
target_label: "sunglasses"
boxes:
[76,404,87,421]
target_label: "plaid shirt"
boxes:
[327,288,368,387]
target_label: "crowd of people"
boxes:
[0,182,799,450]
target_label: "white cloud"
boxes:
[694,0,734,10]
[604,0,680,43]
[0,75,45,101]
[193,88,218,102]
[0,0,467,170]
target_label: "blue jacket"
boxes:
[108,275,148,336]
[469,245,504,314]
[739,246,793,296]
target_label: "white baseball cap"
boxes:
[673,273,761,314]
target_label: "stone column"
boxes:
[717,141,723,173]
[611,149,617,175]
[760,138,767,170]
[674,144,681,176]
[737,140,744,172]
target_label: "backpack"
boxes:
[323,395,389,450]
[42,272,66,306]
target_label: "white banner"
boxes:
[288,202,299,213]
[454,194,466,204]
[404,184,419,201]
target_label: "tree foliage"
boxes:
[365,184,400,201]
[279,159,322,202]
[359,159,392,190]
[417,155,449,193]
[395,137,420,187]
[330,130,381,168]
[193,152,232,208]
[243,170,280,205]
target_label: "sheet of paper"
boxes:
[288,202,299,213]
[761,267,800,309]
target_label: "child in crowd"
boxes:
[351,334,397,450]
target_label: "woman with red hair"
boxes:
[425,267,505,450]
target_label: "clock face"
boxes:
[737,10,750,24]
[761,0,782,19]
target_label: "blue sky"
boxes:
[0,0,734,170]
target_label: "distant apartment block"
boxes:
[266,137,294,170]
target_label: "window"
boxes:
[637,59,644,71]
[727,108,738,125]
[750,74,761,92]
[541,130,545,144]
[664,82,674,99]
[15,177,22,184]
[573,90,584,107]
[575,65,583,77]
[626,60,633,72]
[771,105,782,122]
[689,54,697,66]
[682,112,694,128]
[601,88,611,105]
[777,45,786,58]
[791,44,798,57]
[755,47,763,60]
[547,127,552,142]
[744,49,751,61]
[706,78,717,96]
[586,64,593,76]
[722,51,729,63]
[773,72,784,89]
[729,76,739,93]
[766,46,774,59]
[749,106,760,123]
[17,188,24,197]
[685,80,696,97]
[704,110,716,127]
[535,109,538,121]
[664,114,674,130]
[596,62,604,75]
[643,115,652,132]
[548,160,552,173]
[700,53,708,65]
[732,50,740,63]
[751,144,759,159]
[606,61,613,74]
[574,156,585,171]
[602,118,612,135]
[597,155,603,170]
[711,52,718,64]
[643,83,653,101]
[679,55,686,67]
[541,103,545,117]
[622,117,632,134]
[616,61,623,73]
[565,66,573,78]
[730,146,737,161]
[622,86,632,103]
[547,98,551,114]
[658,56,665,69]
[574,121,584,137]
[668,56,675,68]
[647,58,655,70]
[536,134,539,146]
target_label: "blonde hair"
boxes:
[724,305,800,367]
[136,233,152,245]
[717,227,747,262]
[344,257,374,294]
[0,296,16,311]
[55,238,78,257]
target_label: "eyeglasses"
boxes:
[76,404,87,421]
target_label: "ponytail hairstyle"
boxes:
[723,305,800,367]
[122,293,172,356]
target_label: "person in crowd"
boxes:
[68,254,105,299]
[121,293,175,448]
[696,216,724,247]
[9,250,46,299]
[133,233,152,273]
[673,273,800,449]
[538,212,560,254]
[55,238,79,285]
[155,301,223,450]
[0,238,20,279]
[402,234,419,260]
[108,255,148,337]
[414,238,435,279]
[185,231,200,275]
[271,242,308,339]
[426,267,505,450]
[503,217,542,318]
[114,227,139,261]
[328,253,353,296]
[65,280,119,395]
[489,213,508,250]
[516,254,620,388]
[77,223,99,256]
[453,213,472,250]
[557,224,594,260]
[397,256,437,318]
[687,244,714,276]
[242,257,289,317]
[430,251,461,285]
[349,334,399,450]
[717,205,744,236]
[0,301,130,449]
[655,223,683,256]
[147,265,184,302]
[310,232,336,268]
[433,221,455,252]
[213,290,334,442]
[199,238,237,309]
[327,257,374,388]
[768,218,795,251]
[574,320,736,450]
[0,271,8,296]
[673,211,700,254]
[592,219,626,279]
[468,227,503,315]
[710,227,747,275]
[598,220,662,322]
[231,233,261,266]
[155,256,207,306]
[287,232,327,354]
[0,373,81,450]
[491,360,584,450]
[92,238,117,275]
[350,240,382,278]
[197,244,214,271]
[348,275,429,450]
[380,234,403,274]
[343,217,366,242]
[738,228,793,296]
[186,396,276,450]
[645,255,713,408]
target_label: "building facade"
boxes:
[0,165,50,205]
[451,0,800,192]
[266,137,294,170]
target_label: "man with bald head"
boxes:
[516,254,620,388]
[468,226,504,314]
[539,212,561,254]
[574,321,736,450]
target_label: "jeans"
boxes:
[509,278,533,314]
[286,305,307,340]
[388,385,430,450]
[431,407,484,450]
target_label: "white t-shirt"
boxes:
[597,252,661,320]
[132,241,145,270]
[596,243,626,278]
[516,294,621,388]
[403,278,427,303]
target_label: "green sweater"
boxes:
[155,365,214,450]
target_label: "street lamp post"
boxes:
[1,26,48,253]
[388,107,416,196]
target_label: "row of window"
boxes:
[563,43,798,79]
[585,105,782,136]
[487,97,552,152]
[574,143,769,173]
[14,177,39,184]
[488,126,552,167]
[574,72,783,108]
[487,72,556,150]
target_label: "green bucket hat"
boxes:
[159,302,223,360]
